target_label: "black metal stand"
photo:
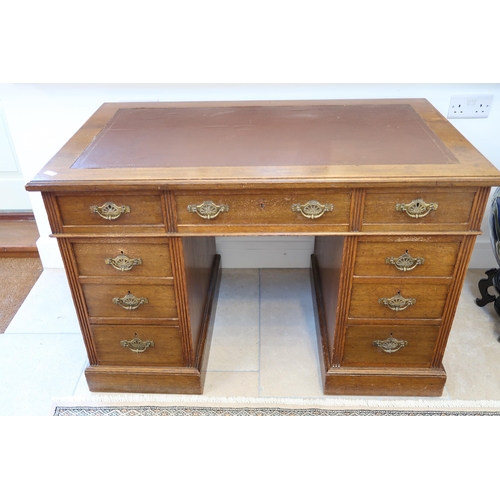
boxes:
[476,269,500,341]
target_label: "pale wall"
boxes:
[1,83,499,269]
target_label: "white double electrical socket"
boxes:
[447,95,493,119]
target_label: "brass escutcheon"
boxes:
[291,200,334,219]
[90,201,131,220]
[105,253,143,272]
[378,291,416,311]
[395,198,438,219]
[113,292,149,310]
[120,336,154,353]
[386,251,425,272]
[372,333,408,353]
[187,200,229,219]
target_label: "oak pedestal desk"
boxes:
[26,99,500,397]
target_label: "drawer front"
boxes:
[92,325,185,366]
[175,190,351,232]
[354,237,462,277]
[342,325,439,367]
[349,281,450,319]
[362,189,476,232]
[82,284,178,319]
[72,241,173,277]
[57,194,164,232]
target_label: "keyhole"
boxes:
[260,203,265,209]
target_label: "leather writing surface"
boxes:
[71,104,457,169]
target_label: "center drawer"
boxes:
[174,190,351,233]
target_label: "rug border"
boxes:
[51,395,500,415]
[52,404,500,416]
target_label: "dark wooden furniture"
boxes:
[476,269,500,338]
[26,99,500,396]
[0,213,40,258]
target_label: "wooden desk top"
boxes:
[26,99,500,191]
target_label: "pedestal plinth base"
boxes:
[323,366,446,397]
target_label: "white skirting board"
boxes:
[215,236,315,268]
[216,236,497,270]
[37,235,497,270]
[35,235,64,268]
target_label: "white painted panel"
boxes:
[0,177,33,210]
[216,236,315,268]
[0,104,33,211]
[0,109,19,172]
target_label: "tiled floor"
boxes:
[1,267,500,416]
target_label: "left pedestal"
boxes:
[43,190,221,394]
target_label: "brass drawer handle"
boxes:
[291,200,333,219]
[105,253,143,272]
[187,200,229,219]
[378,291,416,311]
[120,336,154,353]
[91,201,131,220]
[386,251,425,272]
[113,292,149,310]
[373,333,408,353]
[395,198,438,219]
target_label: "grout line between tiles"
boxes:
[207,370,259,373]
[258,268,262,398]
[71,361,88,396]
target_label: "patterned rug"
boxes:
[53,405,500,416]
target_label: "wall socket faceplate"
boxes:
[447,94,493,119]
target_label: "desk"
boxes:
[26,99,500,396]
